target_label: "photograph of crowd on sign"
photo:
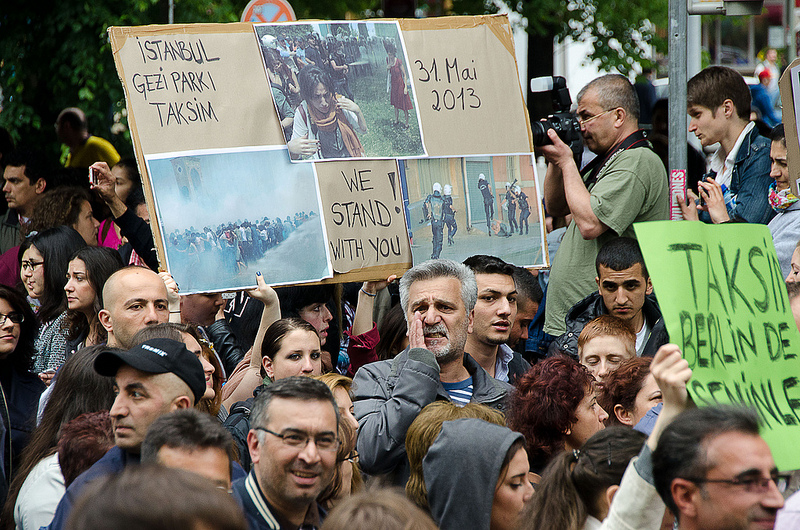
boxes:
[400,155,546,268]
[254,20,426,161]
[145,147,331,293]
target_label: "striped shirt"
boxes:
[442,377,474,407]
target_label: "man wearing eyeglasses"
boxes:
[232,376,338,530]
[653,406,785,530]
[541,74,668,341]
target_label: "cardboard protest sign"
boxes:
[109,16,534,292]
[399,16,533,157]
[400,155,546,267]
[109,24,285,154]
[255,21,426,162]
[314,159,412,273]
[635,220,800,470]
[780,60,800,197]
[145,147,331,293]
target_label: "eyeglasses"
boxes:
[687,472,790,494]
[0,313,23,325]
[255,427,339,452]
[20,260,44,272]
[577,107,619,126]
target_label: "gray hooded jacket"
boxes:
[424,418,523,530]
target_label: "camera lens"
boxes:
[532,120,553,147]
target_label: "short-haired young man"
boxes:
[653,406,785,530]
[48,338,207,529]
[550,237,668,359]
[462,255,529,383]
[683,66,773,225]
[508,265,542,351]
[232,376,339,529]
[0,148,51,253]
[577,314,636,385]
[141,408,236,491]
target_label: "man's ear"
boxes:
[467,310,474,335]
[612,107,626,128]
[33,178,46,195]
[645,277,653,295]
[98,309,113,333]
[671,478,700,519]
[614,404,634,426]
[595,276,601,291]
[721,99,735,119]
[247,429,262,466]
[171,395,193,410]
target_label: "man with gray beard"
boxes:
[352,259,511,485]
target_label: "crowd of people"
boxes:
[259,28,413,159]
[0,54,799,530]
[165,212,315,279]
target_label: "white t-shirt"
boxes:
[635,319,651,355]
[708,121,755,189]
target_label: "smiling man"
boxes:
[232,376,338,530]
[47,338,206,529]
[352,259,511,485]
[654,406,785,530]
[551,237,668,359]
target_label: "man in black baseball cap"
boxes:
[47,339,205,530]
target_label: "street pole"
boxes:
[668,0,688,219]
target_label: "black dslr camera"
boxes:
[530,76,583,160]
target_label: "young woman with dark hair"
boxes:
[3,344,116,530]
[63,246,124,350]
[19,226,87,380]
[0,283,43,501]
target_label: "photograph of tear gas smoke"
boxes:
[254,20,425,161]
[145,147,332,293]
[400,154,546,268]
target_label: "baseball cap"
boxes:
[94,338,206,403]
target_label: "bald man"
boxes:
[98,266,171,349]
[56,107,120,168]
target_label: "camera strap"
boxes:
[581,129,651,187]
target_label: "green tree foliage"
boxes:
[0,0,373,159]
[1,0,239,158]
[449,0,668,75]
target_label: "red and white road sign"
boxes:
[241,0,296,23]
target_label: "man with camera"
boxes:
[541,74,669,338]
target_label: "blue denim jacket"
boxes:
[728,126,774,224]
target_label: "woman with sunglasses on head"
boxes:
[19,227,86,384]
[0,284,44,501]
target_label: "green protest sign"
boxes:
[634,221,800,470]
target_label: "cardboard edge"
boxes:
[780,59,800,197]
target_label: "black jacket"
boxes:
[548,292,668,359]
